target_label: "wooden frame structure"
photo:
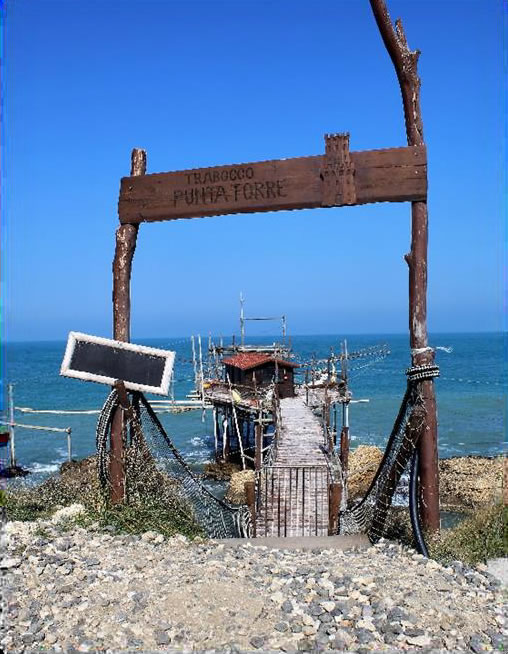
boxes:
[109,0,440,530]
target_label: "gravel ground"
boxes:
[2,517,506,653]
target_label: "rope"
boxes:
[405,363,440,382]
[411,345,453,355]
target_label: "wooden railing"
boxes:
[255,465,331,537]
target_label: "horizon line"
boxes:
[3,329,506,345]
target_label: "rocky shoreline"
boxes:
[2,511,506,653]
[222,449,504,510]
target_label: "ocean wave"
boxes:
[29,461,60,475]
[182,448,212,464]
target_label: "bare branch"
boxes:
[369,0,424,145]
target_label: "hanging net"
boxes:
[339,363,440,552]
[96,390,251,539]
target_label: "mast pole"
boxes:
[369,0,439,530]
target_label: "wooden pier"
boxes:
[255,393,339,537]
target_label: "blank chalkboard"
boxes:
[60,332,175,395]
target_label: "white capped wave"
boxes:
[29,462,60,475]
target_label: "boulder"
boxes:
[225,470,255,504]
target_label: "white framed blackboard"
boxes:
[60,332,175,396]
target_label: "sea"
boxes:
[1,332,505,487]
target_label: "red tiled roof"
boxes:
[222,352,299,370]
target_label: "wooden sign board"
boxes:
[60,332,175,396]
[118,140,426,224]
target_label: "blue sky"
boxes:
[2,0,504,341]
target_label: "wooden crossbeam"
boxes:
[118,142,426,224]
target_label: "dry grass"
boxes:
[428,502,507,565]
[1,455,203,539]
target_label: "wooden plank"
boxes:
[118,145,426,224]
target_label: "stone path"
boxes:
[3,518,506,653]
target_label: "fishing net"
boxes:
[96,390,251,539]
[95,362,438,550]
[339,364,440,552]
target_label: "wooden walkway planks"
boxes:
[276,395,328,466]
[256,394,330,538]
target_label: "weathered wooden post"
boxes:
[328,482,342,535]
[255,417,263,470]
[370,0,439,531]
[340,400,350,474]
[110,148,146,504]
[213,407,220,461]
[324,390,332,453]
[7,383,16,468]
[222,408,230,462]
[244,480,256,537]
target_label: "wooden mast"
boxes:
[110,148,146,504]
[369,0,440,531]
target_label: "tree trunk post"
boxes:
[110,148,146,505]
[255,418,263,470]
[369,0,439,531]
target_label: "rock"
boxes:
[141,530,159,542]
[297,638,313,651]
[320,601,335,612]
[381,621,402,635]
[270,591,284,604]
[469,634,491,653]
[406,634,432,647]
[387,607,408,622]
[361,605,373,618]
[405,627,425,637]
[384,632,399,646]
[356,628,373,644]
[249,635,265,649]
[154,630,171,646]
[439,456,503,508]
[275,622,288,633]
[332,636,347,649]
[434,579,453,592]
[347,446,384,498]
[0,557,21,569]
[225,469,255,504]
[50,504,85,524]
[281,599,293,613]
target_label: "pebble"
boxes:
[320,601,335,612]
[3,519,504,653]
[407,634,432,647]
